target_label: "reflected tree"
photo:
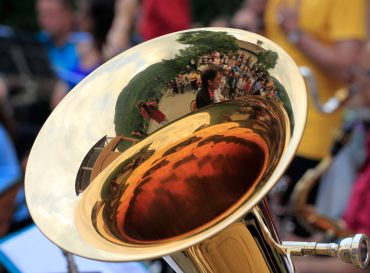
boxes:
[114,31,240,150]
[257,50,278,70]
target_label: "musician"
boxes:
[196,66,223,109]
[264,0,367,210]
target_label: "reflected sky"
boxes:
[26,33,186,256]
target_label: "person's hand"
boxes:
[104,0,138,60]
[276,4,299,35]
[231,8,259,32]
[0,77,8,101]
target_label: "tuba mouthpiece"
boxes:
[338,234,370,269]
[282,233,370,269]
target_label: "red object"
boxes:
[141,102,166,124]
[140,107,149,120]
[147,106,166,123]
[139,0,191,41]
[343,132,370,237]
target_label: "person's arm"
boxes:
[299,37,362,83]
[231,0,267,33]
[277,4,364,84]
[281,19,362,83]
[50,80,68,109]
[103,0,138,60]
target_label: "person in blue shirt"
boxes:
[0,101,23,238]
[36,0,80,83]
[36,0,100,108]
[0,124,20,194]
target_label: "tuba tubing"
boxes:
[300,66,355,114]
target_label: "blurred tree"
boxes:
[0,0,38,31]
[192,0,243,27]
[257,50,278,70]
[175,30,239,68]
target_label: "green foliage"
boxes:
[114,63,172,138]
[177,31,238,54]
[191,0,243,27]
[0,0,38,31]
[114,31,240,150]
[172,31,239,73]
[257,50,278,70]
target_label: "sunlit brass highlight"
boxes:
[283,234,370,269]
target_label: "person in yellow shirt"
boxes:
[232,0,367,236]
[264,0,366,208]
[266,0,366,156]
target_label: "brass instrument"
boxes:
[299,66,355,114]
[25,28,369,272]
[290,155,353,239]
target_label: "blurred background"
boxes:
[0,0,369,272]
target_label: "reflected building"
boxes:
[75,136,139,195]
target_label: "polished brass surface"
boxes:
[290,156,352,238]
[282,234,370,269]
[75,96,289,251]
[165,200,295,273]
[25,28,310,270]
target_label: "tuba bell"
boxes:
[25,28,369,272]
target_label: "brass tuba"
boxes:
[25,28,369,272]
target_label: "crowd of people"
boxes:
[0,0,369,272]
[136,48,278,135]
[166,49,278,109]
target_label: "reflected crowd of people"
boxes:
[197,50,278,100]
[167,49,279,110]
[0,0,369,273]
